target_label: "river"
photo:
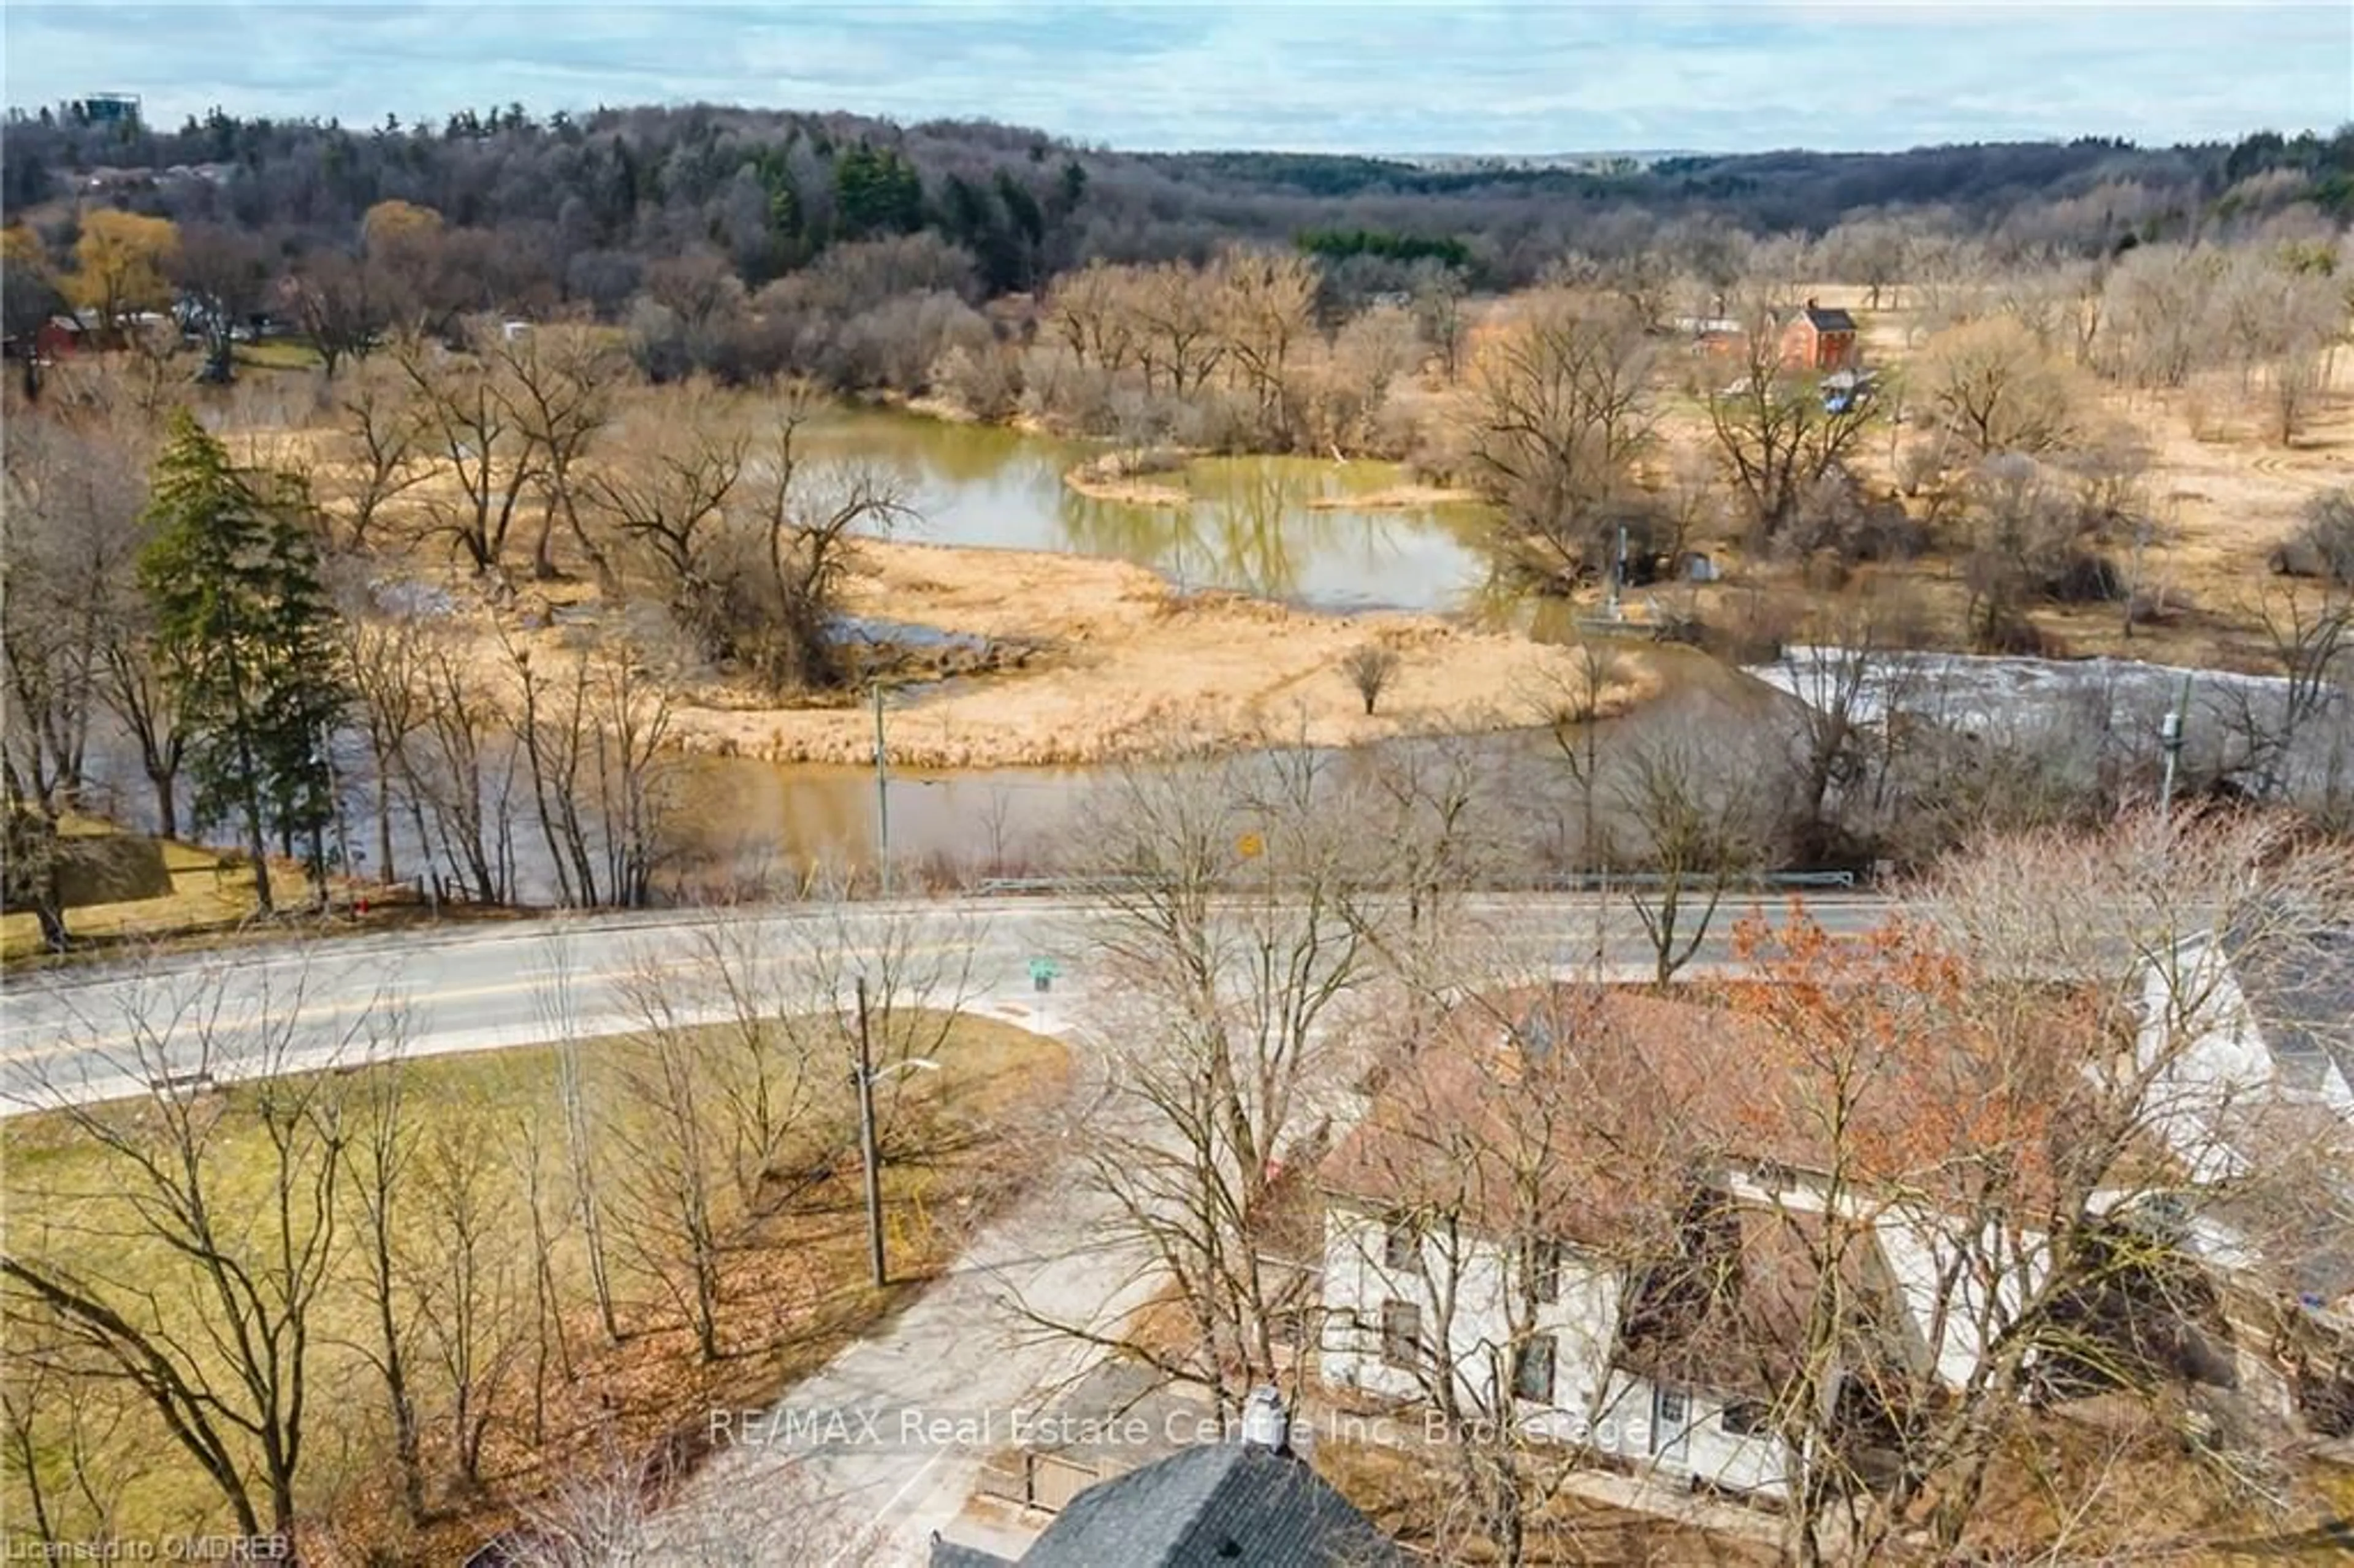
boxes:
[70,408,1504,900]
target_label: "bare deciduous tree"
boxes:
[1051,746,1390,1413]
[1319,984,1694,1566]
[1,409,155,866]
[1956,453,2085,652]
[1214,248,1320,445]
[493,325,625,582]
[723,406,914,692]
[1609,718,1770,988]
[411,1111,526,1493]
[1462,292,1658,584]
[608,962,733,1363]
[535,919,619,1347]
[341,1020,427,1523]
[330,357,432,549]
[2,954,383,1540]
[506,633,677,910]
[1705,297,1877,545]
[339,604,432,886]
[1916,314,2087,460]
[587,387,750,655]
[2237,577,2353,800]
[409,633,520,905]
[397,330,547,576]
[1751,813,2354,1561]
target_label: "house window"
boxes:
[1657,1388,1688,1428]
[1382,1213,1422,1273]
[1512,1335,1557,1404]
[1528,1239,1562,1304]
[1381,1300,1422,1369]
[1721,1399,1769,1436]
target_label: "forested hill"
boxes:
[4,101,2350,297]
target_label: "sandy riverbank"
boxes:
[668,539,1666,768]
[1059,470,1192,507]
[1059,463,1481,514]
[1303,483,1484,511]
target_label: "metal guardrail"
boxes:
[973,869,1860,897]
[1532,870,1858,892]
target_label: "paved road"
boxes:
[0,891,1911,1562]
[0,893,1910,1112]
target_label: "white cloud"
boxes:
[3,2,2346,151]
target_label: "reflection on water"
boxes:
[657,675,1781,896]
[80,670,1784,906]
[661,756,1094,892]
[1061,457,1492,610]
[791,406,1490,612]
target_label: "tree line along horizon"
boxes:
[3,101,2349,320]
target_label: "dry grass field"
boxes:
[1,1011,1070,1558]
[1638,284,2353,669]
[669,538,1669,767]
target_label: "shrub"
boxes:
[1340,643,1402,715]
[2271,487,2354,584]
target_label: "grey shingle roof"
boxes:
[1805,304,1857,333]
[2229,919,2354,1095]
[929,1542,1013,1568]
[1020,1444,1402,1568]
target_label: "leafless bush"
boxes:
[1340,642,1402,715]
[929,340,1022,419]
[1780,470,1930,565]
[2272,488,2354,585]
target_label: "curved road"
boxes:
[0,891,1909,1562]
[0,892,1908,1113]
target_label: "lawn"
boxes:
[1,1009,1071,1559]
[1,815,264,961]
[0,816,473,968]
[232,340,329,371]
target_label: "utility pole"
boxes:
[855,974,886,1288]
[872,682,891,898]
[2160,670,2194,824]
[316,721,353,908]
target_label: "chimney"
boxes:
[1240,1386,1291,1454]
[1805,295,1819,312]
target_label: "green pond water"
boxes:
[793,407,1496,614]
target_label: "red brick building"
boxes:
[1778,299,1858,372]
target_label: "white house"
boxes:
[1316,1167,1963,1501]
[1318,1193,1799,1498]
[1311,991,1957,1504]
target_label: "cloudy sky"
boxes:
[5,3,2348,154]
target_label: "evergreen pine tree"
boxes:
[138,411,348,913]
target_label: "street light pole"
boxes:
[872,683,891,898]
[851,972,939,1290]
[2160,671,2193,825]
[855,974,886,1288]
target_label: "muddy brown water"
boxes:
[656,658,1792,896]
